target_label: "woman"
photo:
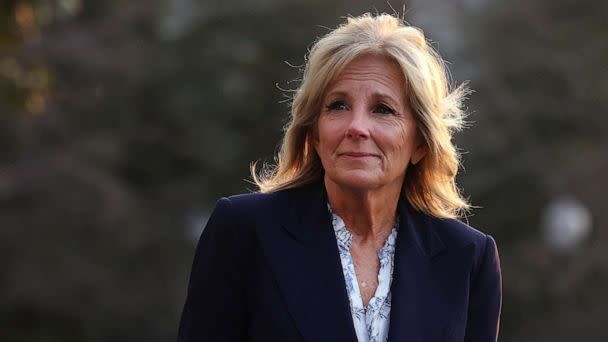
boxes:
[178,13,502,342]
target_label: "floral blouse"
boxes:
[330,208,399,342]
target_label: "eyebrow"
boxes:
[324,90,403,106]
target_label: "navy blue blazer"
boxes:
[177,182,502,341]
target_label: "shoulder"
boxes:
[207,186,302,230]
[197,188,303,261]
[224,189,289,214]
[424,215,499,272]
[222,183,321,217]
[214,187,295,226]
[196,191,287,261]
[429,216,492,250]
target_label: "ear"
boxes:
[410,138,427,165]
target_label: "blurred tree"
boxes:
[2,0,606,341]
[0,0,398,340]
[453,0,608,340]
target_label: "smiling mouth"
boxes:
[339,152,378,158]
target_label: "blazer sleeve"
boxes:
[464,234,502,342]
[177,197,248,342]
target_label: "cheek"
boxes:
[381,122,411,151]
[397,129,412,153]
[378,123,416,164]
[317,118,342,150]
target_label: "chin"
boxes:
[328,171,385,191]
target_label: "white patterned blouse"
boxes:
[329,208,399,342]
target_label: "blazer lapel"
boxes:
[255,183,357,342]
[388,199,471,341]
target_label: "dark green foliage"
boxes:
[1,0,606,341]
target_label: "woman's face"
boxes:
[314,54,426,192]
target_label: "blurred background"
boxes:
[1,0,606,341]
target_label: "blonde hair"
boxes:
[252,13,471,219]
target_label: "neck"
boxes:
[324,176,401,244]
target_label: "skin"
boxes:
[314,54,426,306]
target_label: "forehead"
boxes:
[325,54,406,97]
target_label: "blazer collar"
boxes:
[284,182,447,258]
[389,197,464,341]
[258,181,451,341]
[283,181,332,243]
[395,197,446,259]
[256,181,357,342]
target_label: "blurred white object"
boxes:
[542,195,592,253]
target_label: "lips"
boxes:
[339,152,378,158]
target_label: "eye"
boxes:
[325,101,348,111]
[374,103,396,115]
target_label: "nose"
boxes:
[345,107,370,140]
